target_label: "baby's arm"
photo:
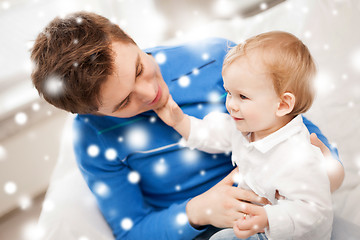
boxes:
[154,95,191,139]
[264,150,333,239]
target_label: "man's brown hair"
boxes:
[31,12,136,114]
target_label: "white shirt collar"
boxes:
[243,115,304,154]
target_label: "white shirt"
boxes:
[185,113,333,240]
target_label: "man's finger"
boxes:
[239,201,264,215]
[233,188,270,205]
[310,133,331,156]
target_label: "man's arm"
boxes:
[73,116,204,240]
[310,133,345,192]
[303,116,344,192]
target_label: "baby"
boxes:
[155,31,333,240]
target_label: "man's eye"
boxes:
[117,97,131,111]
[136,65,143,77]
[122,99,130,108]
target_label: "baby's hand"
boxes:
[233,204,269,238]
[154,95,185,127]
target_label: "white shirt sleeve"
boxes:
[264,145,333,240]
[184,112,234,154]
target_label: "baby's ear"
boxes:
[276,92,295,117]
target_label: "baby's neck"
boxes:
[247,115,295,142]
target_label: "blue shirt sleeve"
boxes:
[302,116,341,163]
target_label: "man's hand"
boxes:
[186,168,270,229]
[310,133,344,192]
[233,205,269,239]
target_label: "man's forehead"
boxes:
[98,44,139,111]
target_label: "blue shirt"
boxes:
[73,38,339,240]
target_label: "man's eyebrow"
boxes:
[111,54,140,113]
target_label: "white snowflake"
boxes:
[128,171,141,184]
[212,0,235,18]
[178,76,191,88]
[154,158,168,176]
[315,71,335,96]
[175,30,184,38]
[2,1,10,10]
[260,3,268,10]
[175,185,181,191]
[126,127,149,149]
[105,148,117,161]
[32,103,40,111]
[19,195,32,210]
[302,7,309,14]
[121,218,133,231]
[182,149,199,164]
[44,75,64,96]
[78,237,89,240]
[192,68,199,75]
[42,199,55,212]
[176,212,188,226]
[354,155,360,169]
[304,30,312,39]
[76,17,83,24]
[155,52,166,64]
[206,209,212,215]
[110,17,117,24]
[93,182,110,198]
[15,112,28,125]
[87,144,100,157]
[202,53,209,60]
[208,91,221,103]
[0,145,7,161]
[350,48,360,73]
[232,172,243,185]
[149,116,157,123]
[23,221,45,240]
[4,181,17,195]
[348,101,354,108]
[119,19,128,27]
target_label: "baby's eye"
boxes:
[226,91,232,96]
[240,94,248,100]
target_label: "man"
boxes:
[31,12,344,240]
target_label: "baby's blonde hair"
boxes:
[223,31,316,116]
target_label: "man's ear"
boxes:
[276,92,295,117]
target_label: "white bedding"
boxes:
[37,0,360,239]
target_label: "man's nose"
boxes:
[134,78,155,103]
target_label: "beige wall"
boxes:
[0,109,68,217]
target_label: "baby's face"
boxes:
[223,53,282,140]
